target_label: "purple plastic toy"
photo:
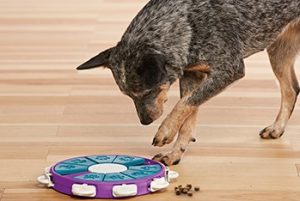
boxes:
[37,155,170,199]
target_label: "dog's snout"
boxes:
[134,97,165,125]
[140,115,153,125]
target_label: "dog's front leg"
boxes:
[152,109,198,166]
[152,96,198,147]
[153,58,245,147]
[153,55,245,165]
[151,71,208,148]
[152,72,205,165]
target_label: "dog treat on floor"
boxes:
[174,184,200,196]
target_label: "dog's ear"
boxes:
[137,54,167,88]
[76,47,115,70]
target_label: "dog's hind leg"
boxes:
[152,72,205,166]
[260,21,300,139]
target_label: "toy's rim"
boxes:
[50,154,166,185]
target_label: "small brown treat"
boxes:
[178,185,182,189]
[194,186,200,191]
[186,184,192,189]
[182,189,188,194]
[175,190,181,196]
[188,191,193,197]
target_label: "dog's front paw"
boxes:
[152,119,178,147]
[259,125,285,139]
[152,151,182,166]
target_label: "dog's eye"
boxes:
[129,89,152,98]
[142,90,152,98]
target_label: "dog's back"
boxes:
[121,0,300,60]
[187,0,300,58]
[233,0,300,57]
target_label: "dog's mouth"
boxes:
[137,107,164,125]
[135,100,165,125]
[140,117,153,125]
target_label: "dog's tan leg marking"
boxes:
[260,20,300,139]
[152,98,197,147]
[185,64,211,73]
[153,109,199,165]
[153,72,206,165]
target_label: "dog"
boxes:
[77,0,300,166]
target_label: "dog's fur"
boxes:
[77,0,300,166]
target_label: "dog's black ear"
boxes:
[137,54,167,88]
[76,47,115,70]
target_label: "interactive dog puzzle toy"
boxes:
[37,155,178,199]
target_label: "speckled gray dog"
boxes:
[77,0,300,166]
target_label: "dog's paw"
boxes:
[152,151,182,166]
[259,125,285,139]
[152,120,178,147]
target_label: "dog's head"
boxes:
[77,46,170,125]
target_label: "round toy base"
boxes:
[48,155,167,199]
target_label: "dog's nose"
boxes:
[140,116,153,125]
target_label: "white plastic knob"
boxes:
[37,167,54,188]
[37,175,51,186]
[112,184,138,198]
[168,170,179,182]
[72,184,96,197]
[149,177,169,192]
